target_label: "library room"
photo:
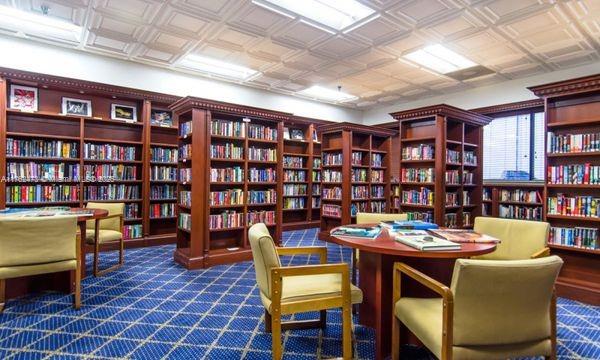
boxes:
[0,1,598,359]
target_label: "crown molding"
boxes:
[317,121,397,137]
[390,104,492,126]
[528,74,600,98]
[170,96,292,122]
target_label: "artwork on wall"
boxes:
[290,128,305,140]
[150,109,173,127]
[62,97,92,117]
[111,104,137,122]
[9,85,38,112]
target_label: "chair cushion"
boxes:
[0,259,77,279]
[248,223,282,298]
[86,202,124,232]
[395,297,444,359]
[86,229,123,244]
[261,273,363,313]
[473,217,549,260]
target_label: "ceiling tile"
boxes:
[273,20,331,48]
[311,36,368,59]
[386,0,461,26]
[345,15,408,45]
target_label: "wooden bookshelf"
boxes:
[390,105,491,228]
[529,74,600,305]
[0,69,180,249]
[482,183,544,220]
[171,97,289,269]
[318,122,395,232]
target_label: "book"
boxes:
[331,226,381,239]
[395,233,460,251]
[380,220,439,230]
[429,229,500,243]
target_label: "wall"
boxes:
[362,61,600,125]
[0,35,363,123]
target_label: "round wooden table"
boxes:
[320,226,497,360]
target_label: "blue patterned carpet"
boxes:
[0,228,598,359]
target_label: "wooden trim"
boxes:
[390,104,492,126]
[170,96,292,121]
[528,74,600,98]
[318,121,397,137]
[470,99,544,117]
[288,114,333,126]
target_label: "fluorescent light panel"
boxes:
[403,44,477,74]
[0,5,82,42]
[299,85,357,102]
[178,54,259,81]
[261,0,375,31]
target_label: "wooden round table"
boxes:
[320,226,497,360]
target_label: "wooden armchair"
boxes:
[392,256,563,360]
[85,202,125,276]
[248,223,363,360]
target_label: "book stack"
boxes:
[547,164,600,185]
[6,138,78,158]
[445,170,461,185]
[550,226,598,249]
[211,119,245,137]
[209,211,244,229]
[248,147,276,161]
[210,189,244,206]
[247,210,275,226]
[547,132,600,153]
[401,144,434,160]
[210,167,243,182]
[249,168,276,182]
[402,168,434,182]
[210,143,244,160]
[84,144,136,161]
[547,194,600,217]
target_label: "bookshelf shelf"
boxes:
[548,243,600,255]
[546,214,600,222]
[546,151,600,157]
[6,132,80,141]
[6,156,80,162]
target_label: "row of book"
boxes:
[323,187,342,200]
[249,168,276,182]
[402,144,434,160]
[151,148,178,163]
[464,151,477,165]
[179,212,191,231]
[447,149,460,163]
[313,184,321,196]
[283,156,304,168]
[180,122,192,137]
[210,167,243,183]
[402,168,434,183]
[313,158,321,169]
[84,185,139,200]
[549,226,598,249]
[464,171,474,185]
[211,120,244,138]
[445,213,457,228]
[85,164,137,181]
[248,189,276,204]
[547,132,600,154]
[6,185,79,203]
[352,169,367,182]
[209,211,244,230]
[406,211,433,223]
[249,147,277,162]
[372,185,385,198]
[210,143,243,160]
[445,170,460,185]
[151,166,177,181]
[547,164,600,185]
[247,124,277,141]
[283,184,307,196]
[402,188,434,206]
[499,189,541,203]
[150,203,176,218]
[371,153,384,167]
[247,210,276,226]
[462,212,472,227]
[547,194,600,218]
[499,205,542,221]
[283,170,306,182]
[312,171,321,182]
[180,191,191,207]
[283,197,305,209]
[7,162,80,181]
[350,202,368,216]
[180,144,191,159]
[446,192,458,206]
[6,138,78,159]
[483,188,491,201]
[323,170,342,182]
[123,224,142,240]
[323,152,342,166]
[180,168,192,183]
[210,189,244,206]
[371,201,385,213]
[351,152,363,166]
[352,185,369,199]
[84,144,136,161]
[312,197,321,208]
[124,203,139,219]
[371,170,385,183]
[323,204,341,217]
[150,184,176,200]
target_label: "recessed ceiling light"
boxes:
[259,0,375,31]
[298,85,358,103]
[177,54,260,81]
[403,44,477,74]
[0,5,82,43]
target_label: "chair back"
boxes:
[248,223,282,299]
[86,202,124,231]
[356,212,408,224]
[0,216,78,267]
[473,217,549,260]
[451,256,563,347]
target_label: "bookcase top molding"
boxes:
[0,67,180,105]
[389,103,492,126]
[317,121,397,137]
[528,74,600,98]
[169,96,292,121]
[470,99,544,116]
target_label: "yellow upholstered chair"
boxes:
[0,216,81,312]
[473,217,550,260]
[392,256,563,360]
[85,202,125,276]
[248,223,363,360]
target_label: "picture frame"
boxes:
[290,128,305,140]
[62,97,92,117]
[150,109,173,127]
[111,103,137,122]
[10,84,38,112]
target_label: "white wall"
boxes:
[0,35,363,123]
[363,61,600,125]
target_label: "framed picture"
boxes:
[10,85,38,111]
[150,109,173,127]
[290,128,305,140]
[62,97,92,117]
[111,104,137,122]
[283,127,290,140]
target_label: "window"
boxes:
[483,112,544,181]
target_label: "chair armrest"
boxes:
[394,262,452,299]
[94,213,124,228]
[276,246,327,264]
[531,247,550,259]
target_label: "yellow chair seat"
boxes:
[85,229,123,244]
[261,273,363,313]
[0,259,77,279]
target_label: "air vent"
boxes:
[445,65,494,81]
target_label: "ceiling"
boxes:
[1,0,599,109]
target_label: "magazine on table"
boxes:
[331,226,382,239]
[380,220,439,231]
[394,231,461,251]
[428,229,500,244]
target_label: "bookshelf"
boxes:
[529,75,600,305]
[171,97,288,269]
[318,122,395,232]
[281,117,324,230]
[482,183,544,221]
[390,105,491,228]
[0,69,179,249]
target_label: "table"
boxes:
[5,207,108,301]
[320,226,497,360]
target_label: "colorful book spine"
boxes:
[350,202,368,216]
[406,211,433,223]
[283,184,307,196]
[248,168,276,182]
[323,187,342,200]
[150,184,176,200]
[463,171,474,185]
[180,191,191,207]
[6,138,78,158]
[371,153,384,167]
[179,144,192,159]
[179,168,192,183]
[445,192,459,206]
[283,197,305,209]
[84,185,139,200]
[547,132,600,153]
[322,204,341,217]
[351,152,363,166]
[247,210,275,226]
[323,152,342,166]
[283,156,304,168]
[283,170,306,182]
[248,189,277,204]
[547,164,600,185]
[123,224,142,239]
[210,143,244,159]
[248,147,276,162]
[402,187,434,206]
[151,166,178,181]
[499,205,542,221]
[371,170,384,183]
[150,203,176,218]
[210,167,243,182]
[211,120,245,137]
[210,189,244,206]
[84,144,136,161]
[352,185,369,199]
[312,184,321,196]
[445,170,461,185]
[151,147,178,163]
[547,194,600,218]
[464,151,477,165]
[6,184,79,203]
[313,158,322,169]
[7,162,80,181]
[446,149,460,163]
[312,170,321,182]
[209,211,244,229]
[371,185,385,198]
[549,226,598,249]
[84,164,136,181]
[402,144,434,160]
[179,213,191,230]
[125,203,140,219]
[180,122,192,137]
[371,201,385,213]
[323,170,342,182]
[247,124,277,141]
[499,189,541,203]
[402,168,434,183]
[352,168,367,182]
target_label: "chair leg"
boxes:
[264,310,272,333]
[0,279,5,313]
[319,309,327,329]
[272,310,282,360]
[93,235,100,277]
[352,249,358,316]
[391,312,401,360]
[342,300,352,359]
[74,266,81,310]
[95,238,125,277]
